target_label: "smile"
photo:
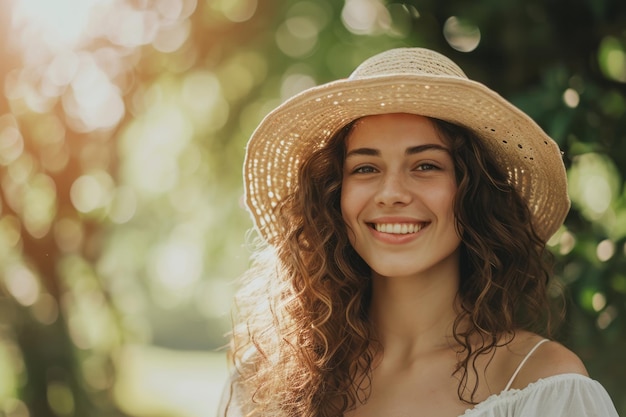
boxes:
[371,223,425,234]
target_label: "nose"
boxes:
[374,171,412,206]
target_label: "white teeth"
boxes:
[374,223,423,234]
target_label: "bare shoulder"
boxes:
[506,331,588,390]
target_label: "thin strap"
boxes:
[503,338,550,391]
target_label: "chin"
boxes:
[369,264,425,279]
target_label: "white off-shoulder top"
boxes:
[461,373,619,416]
[218,340,620,416]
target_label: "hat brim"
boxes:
[244,74,570,243]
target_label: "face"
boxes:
[340,113,461,281]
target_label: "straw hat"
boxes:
[244,47,569,243]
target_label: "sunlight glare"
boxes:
[158,0,184,19]
[65,287,119,350]
[114,346,228,417]
[106,7,159,48]
[181,71,229,132]
[149,238,203,292]
[12,0,108,52]
[153,19,191,53]
[45,52,81,88]
[63,55,125,131]
[120,81,195,194]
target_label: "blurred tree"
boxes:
[0,0,624,416]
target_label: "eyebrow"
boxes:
[345,143,450,158]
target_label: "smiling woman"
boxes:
[220,48,620,417]
[340,114,460,282]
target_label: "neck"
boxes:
[368,265,461,359]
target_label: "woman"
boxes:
[219,48,619,416]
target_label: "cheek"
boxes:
[426,182,458,226]
[437,181,457,211]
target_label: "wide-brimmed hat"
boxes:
[244,47,569,243]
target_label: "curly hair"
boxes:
[435,120,557,402]
[226,117,556,416]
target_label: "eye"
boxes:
[352,165,378,174]
[415,163,439,171]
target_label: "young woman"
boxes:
[219,48,619,417]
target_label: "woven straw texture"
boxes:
[244,48,570,244]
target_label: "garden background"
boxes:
[0,0,624,416]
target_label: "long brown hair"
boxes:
[435,119,555,402]
[227,116,555,416]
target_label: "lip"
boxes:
[367,216,429,228]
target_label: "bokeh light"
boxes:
[341,0,391,35]
[0,116,24,166]
[598,36,626,83]
[275,16,319,57]
[592,292,607,312]
[3,264,40,307]
[597,305,618,329]
[558,230,576,255]
[568,153,621,233]
[11,0,101,52]
[443,16,481,52]
[212,0,257,23]
[563,88,580,108]
[597,239,616,262]
[31,293,60,325]
[47,381,75,417]
[70,172,114,214]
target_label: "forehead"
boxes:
[346,113,445,150]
